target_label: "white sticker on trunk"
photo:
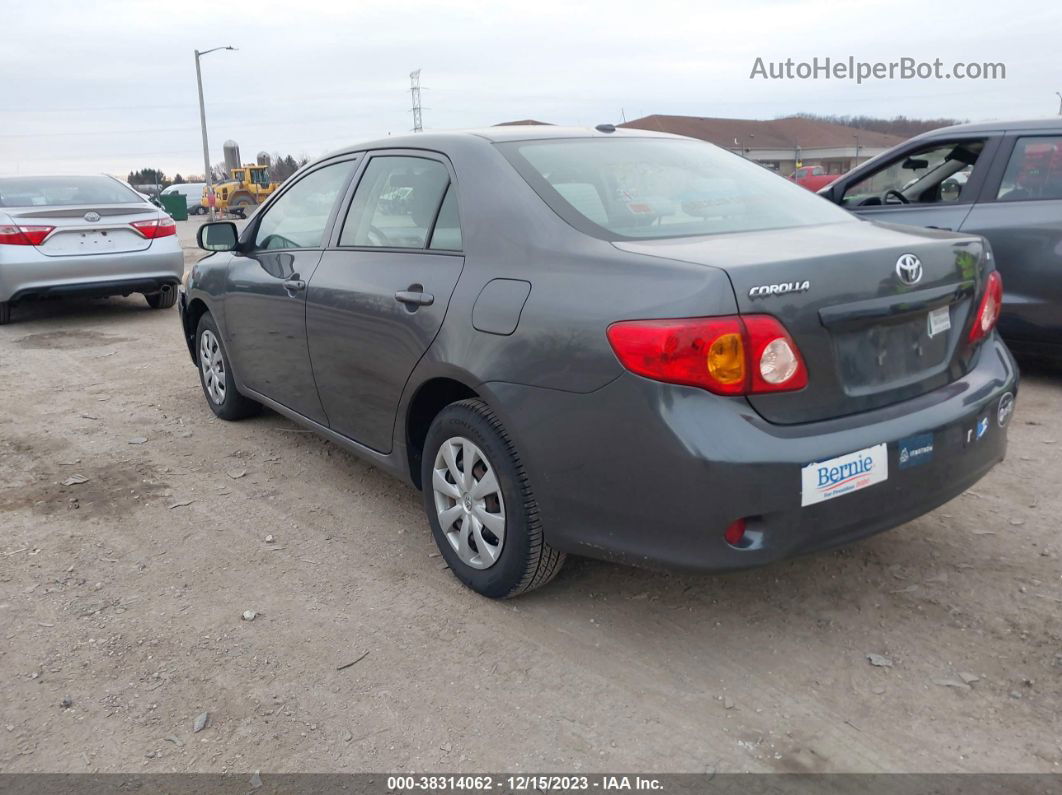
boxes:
[801,443,888,507]
[927,306,951,338]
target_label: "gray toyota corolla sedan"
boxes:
[0,175,184,324]
[178,126,1018,598]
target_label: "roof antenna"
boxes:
[595,123,616,134]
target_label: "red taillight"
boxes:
[606,314,807,395]
[968,271,1003,344]
[131,217,177,239]
[724,518,747,545]
[0,224,54,245]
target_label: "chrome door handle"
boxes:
[283,278,306,293]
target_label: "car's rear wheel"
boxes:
[0,301,10,325]
[195,313,260,421]
[422,399,565,598]
[145,286,178,309]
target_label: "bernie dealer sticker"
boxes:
[801,443,888,507]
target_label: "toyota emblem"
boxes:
[84,211,101,223]
[895,254,923,285]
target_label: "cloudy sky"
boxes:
[3,0,1060,177]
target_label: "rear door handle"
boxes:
[395,288,434,308]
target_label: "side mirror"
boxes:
[818,181,841,202]
[197,222,239,252]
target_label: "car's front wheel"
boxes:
[195,313,260,421]
[422,399,565,598]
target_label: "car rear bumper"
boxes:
[485,335,1018,572]
[0,241,183,303]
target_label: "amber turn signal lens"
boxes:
[707,332,745,385]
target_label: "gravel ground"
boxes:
[0,220,1060,773]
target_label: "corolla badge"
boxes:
[748,280,810,298]
[84,211,101,222]
[895,253,923,285]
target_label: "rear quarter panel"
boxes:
[418,138,739,395]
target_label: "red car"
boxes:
[789,165,838,191]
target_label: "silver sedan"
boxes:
[0,175,184,325]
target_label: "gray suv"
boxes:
[820,118,1062,363]
[179,127,1017,598]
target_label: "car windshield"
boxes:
[499,137,853,240]
[0,176,143,207]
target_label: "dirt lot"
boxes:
[1,220,1060,774]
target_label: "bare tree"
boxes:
[788,113,967,138]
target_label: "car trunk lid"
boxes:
[615,220,988,424]
[6,204,159,256]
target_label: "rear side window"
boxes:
[499,137,852,240]
[429,185,462,250]
[0,176,141,207]
[253,161,354,250]
[340,156,452,249]
[996,136,1062,201]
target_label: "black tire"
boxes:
[195,313,261,421]
[0,301,10,325]
[421,399,565,598]
[145,286,178,309]
[229,197,254,219]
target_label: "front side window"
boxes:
[0,176,142,207]
[996,136,1062,201]
[499,137,852,240]
[252,161,354,250]
[340,156,452,248]
[841,140,985,207]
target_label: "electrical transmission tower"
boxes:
[410,69,423,132]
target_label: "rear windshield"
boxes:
[0,176,142,207]
[498,137,853,240]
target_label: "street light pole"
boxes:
[195,46,236,222]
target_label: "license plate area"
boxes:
[834,310,950,393]
[59,230,116,250]
[39,228,149,256]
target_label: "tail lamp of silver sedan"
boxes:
[0,175,185,324]
[178,127,1018,598]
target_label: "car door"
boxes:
[958,132,1062,348]
[306,152,464,453]
[222,158,358,424]
[829,134,1001,232]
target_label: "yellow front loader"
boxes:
[202,164,278,218]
